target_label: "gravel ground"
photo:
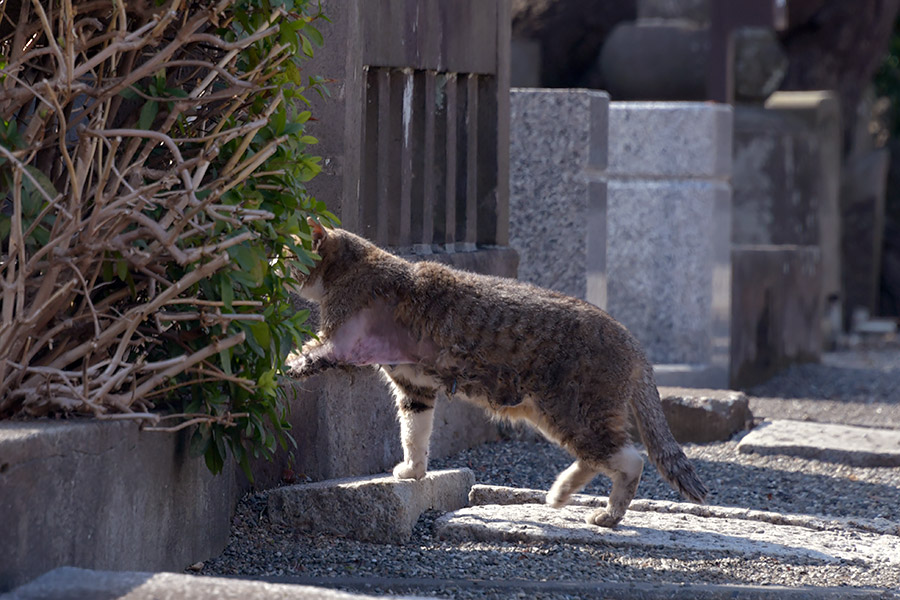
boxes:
[747,339,900,429]
[197,341,900,598]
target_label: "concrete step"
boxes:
[267,468,474,543]
[434,484,900,567]
[4,567,427,600]
[736,419,900,466]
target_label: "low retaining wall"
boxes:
[0,420,237,592]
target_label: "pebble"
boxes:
[197,342,900,596]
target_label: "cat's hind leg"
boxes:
[587,444,644,528]
[546,460,600,508]
[386,372,437,480]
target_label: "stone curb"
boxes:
[737,420,900,467]
[436,503,900,566]
[249,574,900,600]
[267,468,474,543]
[467,484,900,536]
[3,567,429,600]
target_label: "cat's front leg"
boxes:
[285,337,339,379]
[385,371,437,480]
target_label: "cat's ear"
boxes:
[307,217,328,253]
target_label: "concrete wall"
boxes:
[0,421,237,592]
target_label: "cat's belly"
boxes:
[381,364,542,424]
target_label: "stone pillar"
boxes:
[763,91,843,340]
[606,102,733,389]
[730,100,829,386]
[508,89,609,302]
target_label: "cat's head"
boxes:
[289,217,368,302]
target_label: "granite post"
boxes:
[508,89,609,302]
[606,102,733,388]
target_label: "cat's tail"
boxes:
[628,365,708,504]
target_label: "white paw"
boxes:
[392,461,426,480]
[545,482,572,508]
[545,488,567,508]
[587,509,624,528]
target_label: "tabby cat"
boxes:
[287,219,707,527]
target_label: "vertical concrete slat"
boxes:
[431,73,448,250]
[493,0,511,246]
[375,67,392,247]
[444,73,458,250]
[464,74,479,250]
[361,67,380,242]
[476,74,498,246]
[386,70,406,246]
[397,69,414,249]
[415,70,436,253]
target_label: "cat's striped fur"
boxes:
[287,220,707,527]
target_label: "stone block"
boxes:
[510,38,541,88]
[627,386,753,444]
[508,89,608,301]
[656,387,752,443]
[730,246,823,388]
[737,420,900,467]
[606,179,730,368]
[841,148,889,328]
[600,23,785,102]
[605,102,732,388]
[267,468,475,543]
[733,29,788,102]
[0,421,237,593]
[732,105,822,246]
[763,91,842,328]
[7,567,418,600]
[608,102,732,178]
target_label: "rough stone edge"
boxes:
[737,420,900,468]
[5,567,431,600]
[467,484,900,537]
[255,574,900,600]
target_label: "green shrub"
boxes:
[0,0,335,479]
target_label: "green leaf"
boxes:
[248,321,272,354]
[219,347,233,376]
[138,101,158,129]
[304,25,324,47]
[300,34,314,57]
[115,259,128,281]
[189,425,212,458]
[219,275,234,312]
[204,444,225,474]
[118,86,141,100]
